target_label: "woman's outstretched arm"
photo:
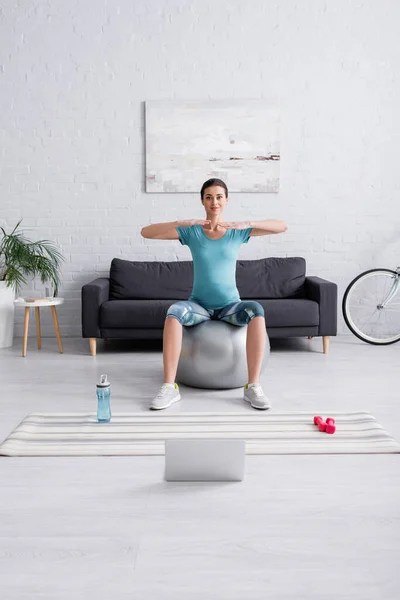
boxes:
[141,221,180,239]
[217,220,288,236]
[141,219,210,239]
[249,219,288,236]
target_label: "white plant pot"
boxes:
[0,281,15,348]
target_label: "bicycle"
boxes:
[342,266,400,345]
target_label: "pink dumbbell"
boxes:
[325,418,336,434]
[313,415,327,432]
[313,416,336,434]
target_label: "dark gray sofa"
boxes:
[82,256,337,356]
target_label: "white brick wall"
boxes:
[1,1,399,336]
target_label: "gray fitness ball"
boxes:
[176,320,270,389]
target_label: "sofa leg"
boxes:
[322,336,329,354]
[89,338,97,356]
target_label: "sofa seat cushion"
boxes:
[256,299,319,327]
[101,300,172,329]
[100,298,319,330]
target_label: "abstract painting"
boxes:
[145,100,280,193]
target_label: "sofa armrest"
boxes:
[81,278,110,338]
[305,276,337,336]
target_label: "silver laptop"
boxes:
[164,439,245,482]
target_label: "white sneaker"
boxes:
[243,383,271,410]
[150,383,181,410]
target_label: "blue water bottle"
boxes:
[97,374,111,423]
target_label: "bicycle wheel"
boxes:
[342,269,400,345]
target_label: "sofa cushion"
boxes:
[256,298,319,327]
[237,257,306,299]
[101,299,172,328]
[109,256,306,301]
[100,298,318,329]
[109,258,193,300]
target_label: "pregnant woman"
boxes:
[141,178,287,411]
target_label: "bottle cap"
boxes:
[97,373,110,388]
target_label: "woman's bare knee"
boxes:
[164,316,183,329]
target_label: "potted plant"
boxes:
[0,220,64,348]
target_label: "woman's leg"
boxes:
[163,316,183,384]
[217,301,266,384]
[246,315,266,384]
[163,301,211,384]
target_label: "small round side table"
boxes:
[14,297,64,357]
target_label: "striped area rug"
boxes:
[0,411,399,456]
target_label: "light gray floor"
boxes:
[0,335,399,599]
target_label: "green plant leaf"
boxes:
[0,221,65,293]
